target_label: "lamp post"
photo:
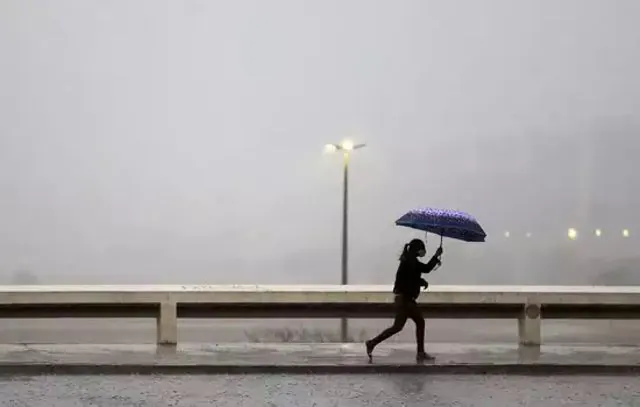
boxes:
[324,140,366,342]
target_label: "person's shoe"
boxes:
[416,351,435,363]
[365,340,374,361]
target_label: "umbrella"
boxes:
[395,207,487,247]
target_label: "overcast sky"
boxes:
[1,0,639,284]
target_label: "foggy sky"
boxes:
[1,0,639,285]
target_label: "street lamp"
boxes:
[324,140,366,342]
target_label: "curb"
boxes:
[0,364,639,376]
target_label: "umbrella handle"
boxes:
[426,232,444,254]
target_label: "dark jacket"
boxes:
[392,254,441,300]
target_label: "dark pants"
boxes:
[368,294,425,352]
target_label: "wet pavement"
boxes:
[1,343,639,375]
[1,374,639,406]
[1,342,639,405]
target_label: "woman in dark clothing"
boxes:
[365,238,443,362]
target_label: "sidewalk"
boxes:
[0,343,639,375]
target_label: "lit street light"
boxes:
[324,140,366,342]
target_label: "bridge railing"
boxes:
[1,285,639,346]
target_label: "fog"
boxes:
[1,0,639,286]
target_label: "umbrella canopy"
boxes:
[395,207,487,243]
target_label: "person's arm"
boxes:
[418,248,443,274]
[419,256,440,273]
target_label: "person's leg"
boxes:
[366,296,408,355]
[406,301,425,353]
[407,301,434,361]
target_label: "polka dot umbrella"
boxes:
[395,207,487,248]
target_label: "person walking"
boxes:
[365,238,443,362]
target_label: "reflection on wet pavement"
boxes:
[1,374,639,407]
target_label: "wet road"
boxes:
[3,343,640,374]
[0,374,638,406]
[2,319,638,405]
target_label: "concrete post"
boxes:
[157,302,178,345]
[518,303,541,346]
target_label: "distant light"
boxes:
[525,232,532,238]
[504,231,510,238]
[341,140,355,151]
[595,229,602,237]
[622,229,630,238]
[568,228,578,240]
[324,144,338,153]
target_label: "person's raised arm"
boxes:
[419,247,443,274]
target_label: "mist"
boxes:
[1,0,639,286]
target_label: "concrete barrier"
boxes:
[1,285,640,346]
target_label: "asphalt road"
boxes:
[0,374,638,406]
